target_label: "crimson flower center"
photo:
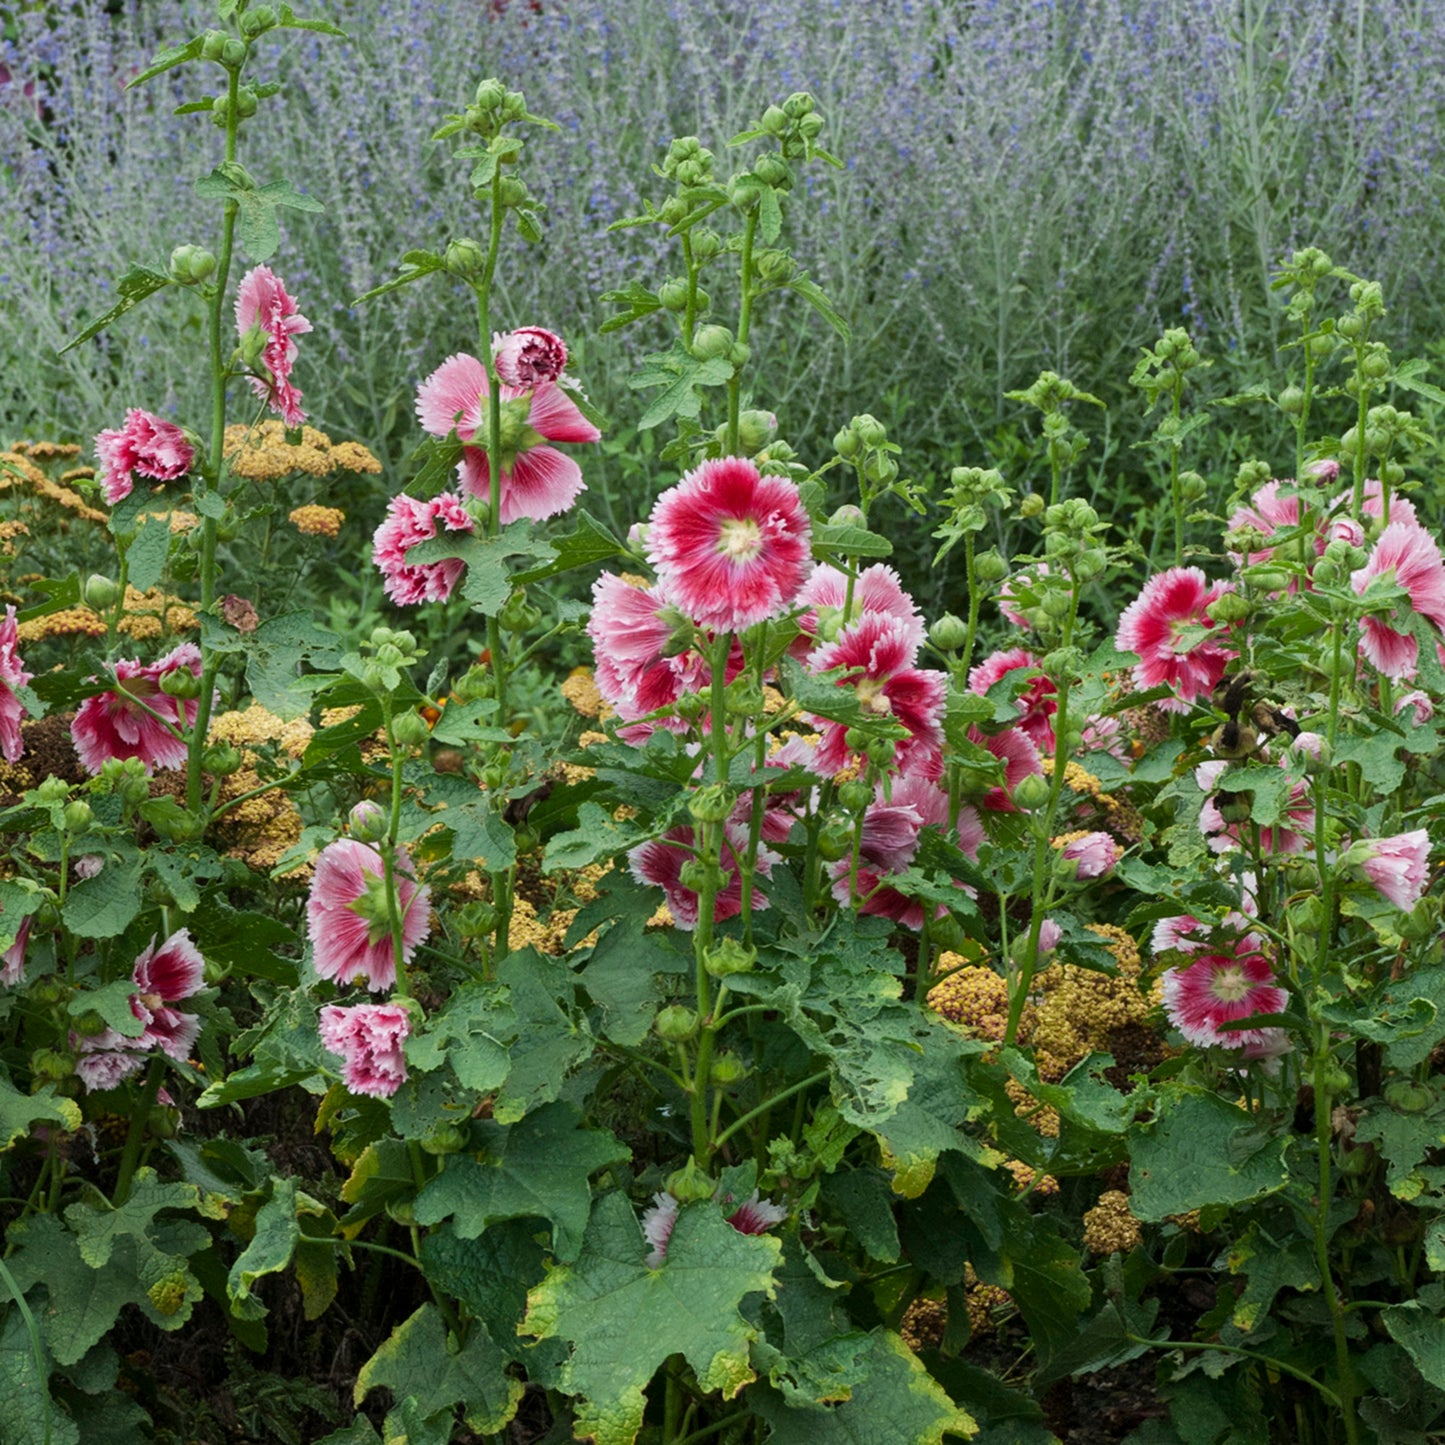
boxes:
[717,516,764,563]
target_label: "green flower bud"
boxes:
[1207,591,1251,624]
[691,228,723,261]
[833,426,860,459]
[737,410,778,452]
[760,104,788,136]
[929,614,968,652]
[444,237,487,279]
[705,937,756,977]
[35,776,70,805]
[725,681,765,718]
[817,819,853,861]
[420,1121,469,1156]
[202,743,242,777]
[30,1048,72,1083]
[474,77,507,110]
[753,152,792,189]
[674,691,708,721]
[659,195,689,226]
[240,5,276,36]
[853,414,887,448]
[1217,793,1253,825]
[678,858,716,893]
[972,550,1008,585]
[1308,332,1335,362]
[453,664,494,702]
[200,29,227,61]
[1245,568,1290,594]
[838,779,872,814]
[81,573,122,610]
[841,727,869,754]
[691,324,734,361]
[658,278,690,312]
[654,1005,699,1042]
[689,783,736,824]
[386,1198,417,1227]
[210,94,232,127]
[727,340,751,368]
[72,1010,108,1038]
[1361,351,1390,380]
[62,799,92,833]
[865,736,895,768]
[496,175,528,208]
[1019,491,1045,519]
[798,112,824,142]
[391,711,431,749]
[158,668,202,700]
[235,86,258,119]
[153,807,207,842]
[220,37,248,68]
[666,1155,717,1202]
[783,91,816,118]
[711,1051,748,1085]
[498,593,541,633]
[1275,385,1305,415]
[829,503,865,527]
[728,176,761,211]
[348,800,387,842]
[31,968,67,1001]
[1337,313,1365,341]
[1311,558,1341,587]
[120,776,151,808]
[1012,772,1051,811]
[168,245,217,285]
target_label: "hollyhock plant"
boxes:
[307,838,432,992]
[969,647,1057,752]
[0,605,32,763]
[1226,480,1305,568]
[1056,830,1122,880]
[794,562,924,652]
[967,723,1043,812]
[1161,941,1289,1050]
[70,642,203,775]
[372,491,475,604]
[809,613,946,778]
[1350,521,1445,680]
[319,1003,411,1098]
[641,1189,787,1268]
[1345,829,1431,910]
[998,563,1053,629]
[1115,566,1237,712]
[647,457,812,633]
[1,914,30,987]
[94,408,194,505]
[1197,759,1315,854]
[235,265,311,427]
[493,325,568,387]
[628,822,777,930]
[1334,476,1417,532]
[416,351,599,524]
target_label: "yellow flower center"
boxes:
[717,516,764,563]
[856,678,893,715]
[1209,963,1252,1003]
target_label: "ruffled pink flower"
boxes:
[647,457,811,633]
[319,1002,410,1098]
[1330,477,1418,533]
[94,408,194,505]
[1350,522,1445,680]
[372,491,475,605]
[967,724,1043,812]
[417,352,599,524]
[70,642,203,775]
[969,648,1057,752]
[1115,567,1236,712]
[1348,829,1431,910]
[1162,942,1288,1050]
[1226,480,1302,568]
[75,1050,146,1092]
[1057,831,1121,880]
[307,838,431,992]
[235,265,311,427]
[998,563,1053,629]
[1196,759,1314,854]
[628,822,777,930]
[830,773,984,929]
[492,326,567,387]
[641,1189,787,1268]
[1,914,30,987]
[794,563,924,654]
[0,606,32,763]
[809,614,946,779]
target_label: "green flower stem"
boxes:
[113,1054,166,1205]
[1296,305,1315,491]
[713,1070,829,1152]
[736,623,770,948]
[1124,1335,1342,1411]
[681,231,699,350]
[186,67,241,814]
[725,210,758,454]
[1350,331,1372,520]
[959,533,983,681]
[670,1409,751,1445]
[1168,369,1184,565]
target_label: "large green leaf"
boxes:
[0,1079,82,1151]
[61,857,144,939]
[1384,1304,1445,1390]
[492,951,593,1124]
[226,1178,301,1321]
[0,1304,79,1445]
[749,1329,976,1443]
[523,1192,781,1445]
[355,1303,523,1434]
[413,1102,627,1261]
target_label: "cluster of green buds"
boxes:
[833,413,918,515]
[169,244,218,286]
[662,135,717,191]
[1310,536,1368,589]
[1340,402,1422,477]
[743,91,831,165]
[936,465,1013,544]
[91,756,153,809]
[460,77,531,138]
[1042,498,1108,581]
[359,625,424,697]
[1276,245,1338,320]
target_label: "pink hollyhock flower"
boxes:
[1078,712,1127,761]
[94,408,194,505]
[416,352,599,524]
[1227,480,1303,568]
[0,606,32,763]
[966,724,1043,812]
[70,642,203,775]
[1346,829,1431,910]
[1350,522,1445,680]
[1,914,30,987]
[1037,918,1062,955]
[307,838,431,992]
[75,1050,146,1092]
[968,648,1057,752]
[830,773,984,929]
[1196,759,1314,854]
[647,457,812,633]
[1161,942,1288,1050]
[628,822,777,930]
[1330,476,1418,533]
[492,326,568,387]
[319,1002,411,1099]
[998,563,1053,629]
[1396,690,1434,726]
[641,1189,787,1268]
[725,1191,788,1234]
[794,562,925,653]
[1057,831,1122,880]
[372,491,475,605]
[809,614,946,778]
[1115,567,1236,712]
[235,265,311,427]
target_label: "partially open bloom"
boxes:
[998,563,1053,629]
[1346,829,1431,910]
[628,823,777,929]
[493,326,567,387]
[307,838,431,992]
[647,457,811,633]
[1055,830,1122,880]
[794,562,924,653]
[372,491,475,604]
[235,265,311,427]
[1350,521,1445,680]
[75,929,207,1088]
[968,648,1057,752]
[1161,942,1288,1050]
[1115,566,1236,711]
[641,1189,787,1268]
[1196,759,1314,854]
[417,352,599,524]
[1,914,30,987]
[94,408,194,505]
[0,605,32,762]
[809,613,946,778]
[319,1002,411,1098]
[71,642,203,775]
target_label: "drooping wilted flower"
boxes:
[235,265,311,427]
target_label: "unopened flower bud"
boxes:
[454,665,494,702]
[929,614,968,652]
[654,1005,699,1042]
[168,245,217,285]
[1277,386,1305,415]
[828,503,865,527]
[798,112,824,142]
[783,90,816,118]
[753,152,792,189]
[234,86,258,119]
[833,426,860,459]
[240,4,276,36]
[474,77,507,110]
[62,800,92,833]
[817,819,852,861]
[1012,773,1051,811]
[760,104,788,136]
[1019,492,1045,519]
[691,228,723,261]
[658,278,690,312]
[705,938,756,978]
[1385,1079,1433,1114]
[82,574,122,610]
[711,1051,748,1085]
[1337,313,1365,341]
[692,324,734,361]
[1217,793,1253,825]
[666,1156,716,1202]
[158,668,202,700]
[220,37,247,68]
[444,237,487,279]
[853,414,887,448]
[35,776,70,805]
[737,410,778,451]
[200,29,227,61]
[349,800,388,842]
[974,550,1009,584]
[689,783,736,824]
[391,711,431,749]
[865,736,895,768]
[202,743,242,777]
[1207,591,1250,624]
[838,779,872,814]
[678,858,716,893]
